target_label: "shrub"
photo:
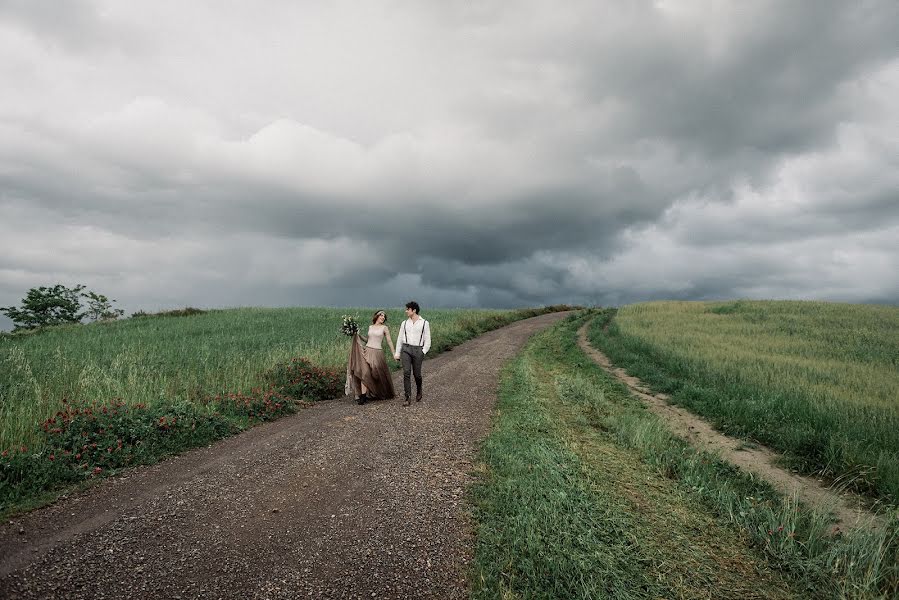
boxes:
[264,357,345,402]
[205,388,298,421]
[131,307,207,318]
[0,398,235,510]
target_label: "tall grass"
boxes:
[588,301,899,504]
[0,307,554,451]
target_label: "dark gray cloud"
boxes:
[1,0,897,329]
[0,0,107,49]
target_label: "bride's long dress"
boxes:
[346,325,396,400]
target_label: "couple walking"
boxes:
[347,301,431,407]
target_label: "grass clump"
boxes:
[470,353,665,599]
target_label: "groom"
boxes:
[394,300,431,406]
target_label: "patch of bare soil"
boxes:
[577,321,883,533]
[0,312,571,600]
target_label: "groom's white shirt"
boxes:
[396,317,431,355]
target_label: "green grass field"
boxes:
[470,313,898,599]
[0,305,573,517]
[587,300,899,505]
[0,306,543,451]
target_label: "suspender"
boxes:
[402,319,427,347]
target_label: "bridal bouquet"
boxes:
[340,314,360,337]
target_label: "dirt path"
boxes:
[577,321,882,532]
[0,311,571,600]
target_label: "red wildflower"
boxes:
[48,454,55,461]
[75,453,82,460]
[93,467,102,475]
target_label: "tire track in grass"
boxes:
[577,320,883,533]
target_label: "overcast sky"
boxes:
[1,0,898,328]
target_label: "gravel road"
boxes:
[0,311,571,599]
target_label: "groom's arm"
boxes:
[422,320,431,355]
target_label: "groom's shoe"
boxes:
[403,396,411,407]
[415,390,423,403]
[357,393,368,405]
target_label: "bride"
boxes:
[347,310,397,404]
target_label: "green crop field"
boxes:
[587,300,899,504]
[0,306,539,452]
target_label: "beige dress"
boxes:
[346,326,396,400]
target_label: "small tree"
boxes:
[1,284,86,331]
[81,290,125,322]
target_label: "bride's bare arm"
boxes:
[385,327,395,354]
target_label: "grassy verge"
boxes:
[469,313,898,599]
[0,305,573,517]
[585,301,899,505]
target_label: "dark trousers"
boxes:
[400,346,424,398]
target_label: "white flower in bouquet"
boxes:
[340,314,360,337]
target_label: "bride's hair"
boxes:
[371,310,387,324]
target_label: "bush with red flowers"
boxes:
[206,388,298,422]
[263,357,344,402]
[0,398,234,511]
[0,369,320,513]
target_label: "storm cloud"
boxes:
[1,0,897,324]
